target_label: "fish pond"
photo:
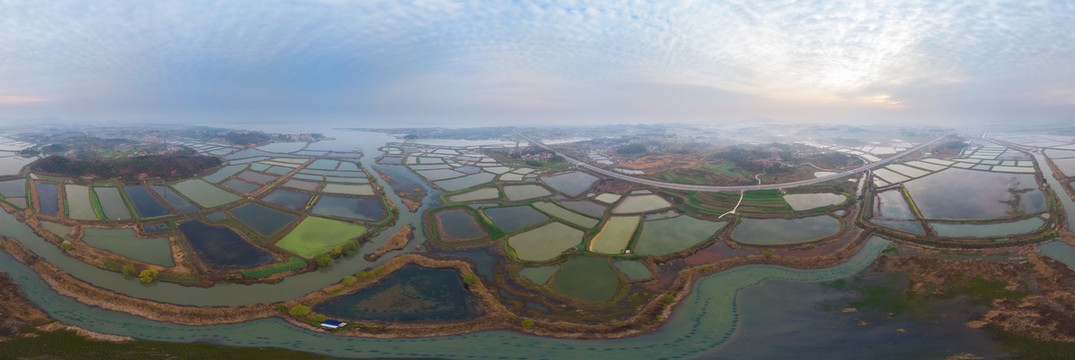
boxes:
[502,184,552,201]
[313,265,475,322]
[260,188,311,210]
[229,203,298,237]
[447,187,500,202]
[0,178,26,197]
[508,222,583,262]
[82,228,174,266]
[311,196,385,222]
[274,216,367,258]
[559,199,607,218]
[548,256,619,302]
[590,216,641,254]
[611,194,672,214]
[930,217,1045,238]
[732,215,840,245]
[124,186,171,218]
[540,171,598,196]
[903,168,1045,219]
[171,179,240,208]
[93,187,131,220]
[482,205,549,232]
[873,190,915,220]
[434,172,495,192]
[783,193,847,211]
[633,215,725,255]
[177,220,276,271]
[433,208,489,242]
[871,219,925,235]
[64,185,97,220]
[532,201,599,228]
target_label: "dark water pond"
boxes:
[221,178,260,194]
[229,203,298,237]
[260,188,311,210]
[150,185,200,214]
[177,220,276,271]
[313,265,475,322]
[124,186,172,218]
[311,196,385,222]
[35,182,59,216]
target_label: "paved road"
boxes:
[519,132,952,192]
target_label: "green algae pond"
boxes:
[732,215,840,245]
[519,265,559,285]
[274,216,367,258]
[548,256,619,302]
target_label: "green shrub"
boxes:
[138,269,159,284]
[288,305,311,317]
[122,264,137,277]
[462,274,479,285]
[342,275,356,286]
[520,319,535,327]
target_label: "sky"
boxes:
[1,0,1073,127]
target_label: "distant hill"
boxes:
[29,154,222,181]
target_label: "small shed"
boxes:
[320,320,347,329]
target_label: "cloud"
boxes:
[0,95,47,105]
[0,1,1072,125]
